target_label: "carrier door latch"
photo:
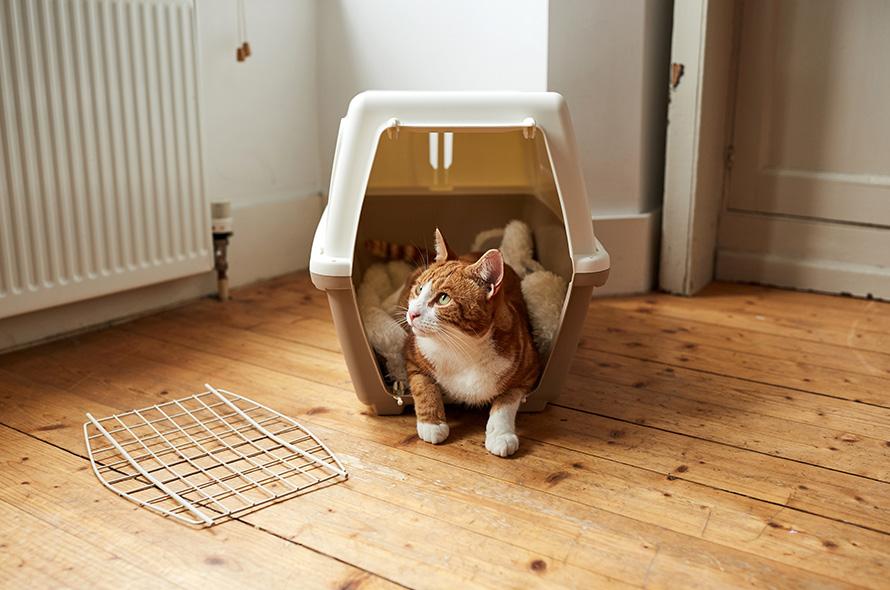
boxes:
[523,117,538,139]
[386,118,401,139]
[429,132,454,190]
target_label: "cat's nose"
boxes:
[407,310,420,324]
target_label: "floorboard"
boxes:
[1,273,888,589]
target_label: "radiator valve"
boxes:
[211,201,234,301]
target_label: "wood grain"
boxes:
[1,273,888,589]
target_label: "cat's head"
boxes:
[405,229,504,339]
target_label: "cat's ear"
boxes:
[434,228,457,263]
[470,249,504,300]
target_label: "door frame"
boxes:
[660,0,740,295]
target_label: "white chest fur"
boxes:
[416,330,511,406]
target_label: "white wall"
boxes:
[317,0,550,188]
[550,0,672,217]
[199,0,323,284]
[548,0,673,295]
[200,0,318,206]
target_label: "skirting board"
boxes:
[716,211,890,300]
[0,192,324,353]
[717,251,890,301]
[591,208,661,297]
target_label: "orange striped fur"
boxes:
[400,229,540,457]
[364,238,431,267]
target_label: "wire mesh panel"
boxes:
[84,384,347,526]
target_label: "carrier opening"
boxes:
[353,129,574,403]
[310,91,609,416]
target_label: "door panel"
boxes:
[727,0,890,224]
[717,0,890,298]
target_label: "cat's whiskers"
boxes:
[438,324,479,363]
[392,304,411,331]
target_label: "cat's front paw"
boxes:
[417,421,450,445]
[485,432,519,457]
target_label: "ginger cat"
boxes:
[399,229,540,457]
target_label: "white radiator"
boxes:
[0,0,210,320]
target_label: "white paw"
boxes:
[485,432,519,457]
[417,422,450,445]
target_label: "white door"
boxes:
[716,0,890,298]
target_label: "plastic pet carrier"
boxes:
[310,91,609,415]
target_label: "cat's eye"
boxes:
[436,293,451,305]
[414,284,422,295]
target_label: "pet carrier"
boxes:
[310,91,609,415]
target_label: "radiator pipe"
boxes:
[211,201,233,302]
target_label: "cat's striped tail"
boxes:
[364,239,431,267]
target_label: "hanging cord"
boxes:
[241,0,251,58]
[236,0,250,62]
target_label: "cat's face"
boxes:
[405,262,486,338]
[405,230,504,339]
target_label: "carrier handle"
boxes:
[381,117,539,139]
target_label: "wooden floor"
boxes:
[2,272,889,589]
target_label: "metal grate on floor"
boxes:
[84,384,347,526]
